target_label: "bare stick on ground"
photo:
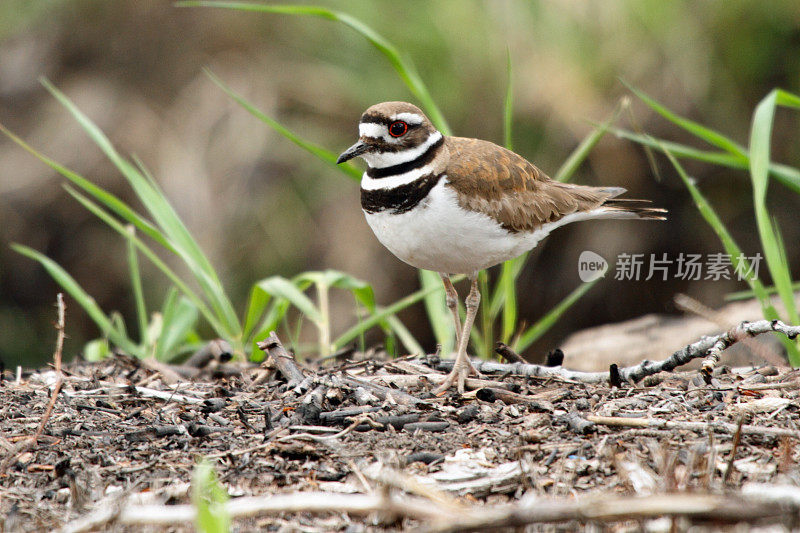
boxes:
[586,415,800,439]
[257,331,305,386]
[431,320,800,384]
[674,293,786,368]
[57,488,798,532]
[427,492,795,532]
[58,491,457,531]
[1,293,66,473]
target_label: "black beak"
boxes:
[336,140,369,164]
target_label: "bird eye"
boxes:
[388,121,408,137]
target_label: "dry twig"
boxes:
[431,320,800,384]
[58,491,456,530]
[587,415,800,439]
[674,293,786,368]
[426,492,794,532]
[257,332,305,386]
[1,294,66,473]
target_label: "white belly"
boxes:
[363,177,546,274]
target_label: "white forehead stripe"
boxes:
[390,112,423,125]
[359,122,388,140]
[361,131,443,169]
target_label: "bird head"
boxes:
[337,102,440,168]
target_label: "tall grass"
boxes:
[619,86,800,366]
[3,81,434,361]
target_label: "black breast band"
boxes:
[361,172,444,214]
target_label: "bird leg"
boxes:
[434,275,481,394]
[439,273,462,348]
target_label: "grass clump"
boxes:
[3,81,429,361]
[619,86,800,365]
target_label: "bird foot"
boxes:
[433,356,481,395]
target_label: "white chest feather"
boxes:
[362,176,543,274]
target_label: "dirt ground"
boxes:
[1,343,799,532]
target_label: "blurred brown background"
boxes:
[2,0,799,367]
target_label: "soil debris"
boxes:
[1,327,800,531]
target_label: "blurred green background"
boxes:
[1,0,799,367]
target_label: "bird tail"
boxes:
[598,187,667,220]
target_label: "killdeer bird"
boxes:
[337,102,665,393]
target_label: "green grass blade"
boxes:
[0,122,176,251]
[770,162,800,193]
[385,315,424,356]
[749,90,800,331]
[125,225,148,343]
[109,312,128,343]
[727,280,800,301]
[514,275,602,353]
[132,154,165,190]
[499,259,518,344]
[297,269,424,354]
[491,254,526,317]
[40,79,241,337]
[658,144,793,360]
[476,270,492,359]
[157,292,200,361]
[192,460,230,533]
[503,48,513,152]
[254,276,322,325]
[205,69,362,181]
[334,280,445,349]
[294,270,371,296]
[555,100,625,183]
[249,298,292,355]
[12,244,140,355]
[420,269,453,353]
[624,81,747,158]
[660,146,770,301]
[83,338,111,362]
[242,283,272,343]
[612,127,800,194]
[180,2,450,134]
[64,186,227,335]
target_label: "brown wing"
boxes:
[444,137,614,232]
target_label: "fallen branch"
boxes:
[257,332,305,386]
[427,492,794,532]
[429,320,800,384]
[278,414,381,443]
[587,415,800,439]
[474,388,554,412]
[58,491,456,531]
[342,374,425,405]
[494,342,525,363]
[360,373,512,391]
[674,293,786,368]
[59,385,206,404]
